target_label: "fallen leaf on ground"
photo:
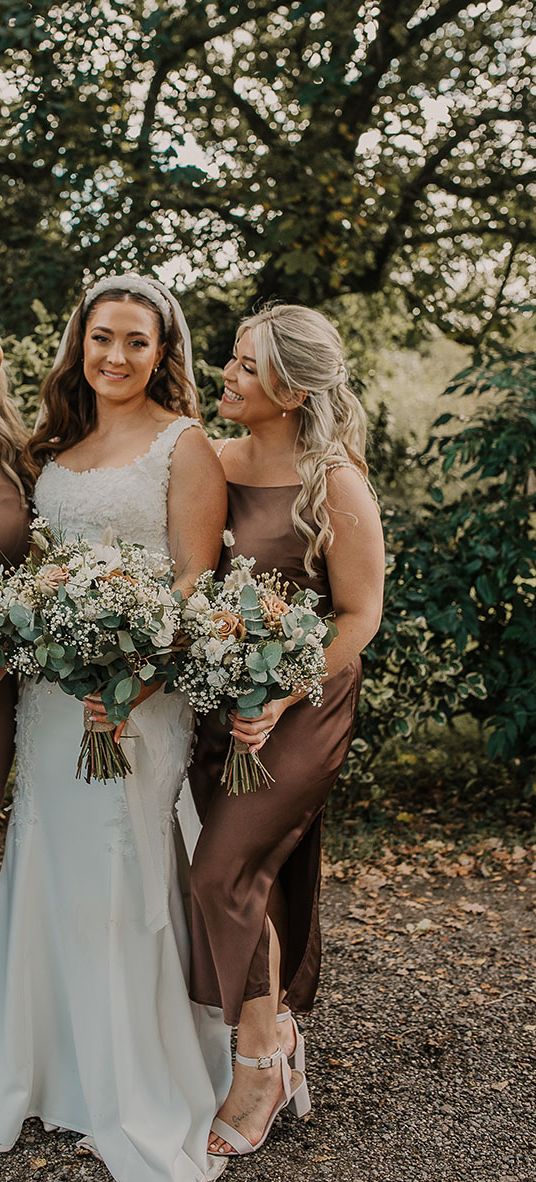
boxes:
[458,901,487,914]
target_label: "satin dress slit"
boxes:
[188,482,362,1028]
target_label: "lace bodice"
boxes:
[34,418,200,554]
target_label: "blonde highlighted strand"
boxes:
[237,304,379,576]
[0,360,32,502]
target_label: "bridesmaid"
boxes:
[0,346,31,806]
[188,303,385,1157]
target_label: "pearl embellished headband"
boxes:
[83,274,173,331]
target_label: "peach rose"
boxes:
[261,592,290,622]
[212,611,247,641]
[36,564,70,597]
[100,570,137,585]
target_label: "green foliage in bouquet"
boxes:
[176,555,337,793]
[0,520,183,782]
[350,345,536,793]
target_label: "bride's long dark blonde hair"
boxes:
[0,354,32,501]
[23,288,199,485]
[237,303,378,574]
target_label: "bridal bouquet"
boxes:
[173,549,337,794]
[0,518,183,783]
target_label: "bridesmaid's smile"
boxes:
[219,330,282,428]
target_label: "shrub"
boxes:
[350,346,536,793]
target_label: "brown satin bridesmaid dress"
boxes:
[0,470,30,806]
[188,480,362,1027]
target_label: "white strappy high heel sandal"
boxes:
[208,1045,311,1158]
[277,1009,306,1072]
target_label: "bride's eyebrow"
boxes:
[91,325,150,337]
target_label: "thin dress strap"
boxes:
[215,438,230,459]
[325,461,381,511]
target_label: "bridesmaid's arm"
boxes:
[0,472,30,570]
[168,427,228,596]
[321,466,385,673]
[230,468,385,752]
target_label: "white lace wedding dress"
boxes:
[0,418,230,1182]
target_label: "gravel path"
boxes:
[1,841,534,1182]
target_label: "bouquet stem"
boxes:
[76,709,133,784]
[222,738,275,796]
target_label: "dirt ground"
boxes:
[0,819,534,1182]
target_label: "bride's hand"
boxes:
[229,694,303,756]
[84,681,164,743]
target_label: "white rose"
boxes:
[91,544,123,574]
[183,591,211,619]
[204,637,228,664]
[153,621,176,649]
[207,669,229,689]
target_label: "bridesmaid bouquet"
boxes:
[0,518,183,783]
[173,550,337,794]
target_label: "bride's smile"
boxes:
[83,301,165,401]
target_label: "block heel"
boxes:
[287,1074,311,1119]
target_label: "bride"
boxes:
[0,274,231,1181]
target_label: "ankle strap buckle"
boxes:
[257,1053,277,1069]
[235,1046,282,1070]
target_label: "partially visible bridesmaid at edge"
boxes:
[0,345,31,806]
[188,303,385,1158]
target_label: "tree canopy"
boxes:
[0,1,534,340]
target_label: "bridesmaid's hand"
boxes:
[229,693,304,756]
[83,681,164,743]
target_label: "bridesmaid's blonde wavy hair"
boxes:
[0,355,31,502]
[237,303,377,575]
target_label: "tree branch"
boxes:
[395,283,480,347]
[474,241,519,351]
[434,170,536,199]
[137,0,285,158]
[408,0,472,46]
[199,66,285,151]
[404,223,534,245]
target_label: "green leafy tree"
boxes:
[351,342,536,788]
[2,300,60,422]
[0,1,533,340]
